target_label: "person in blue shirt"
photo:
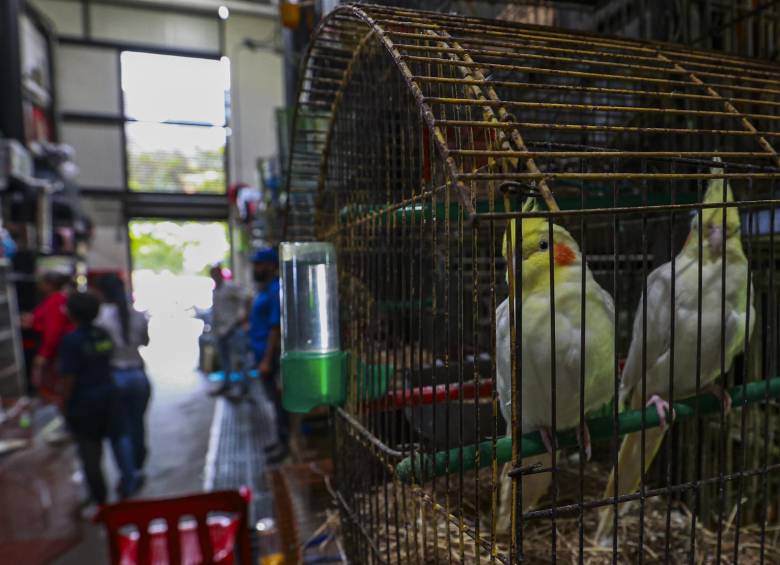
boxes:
[59,292,140,512]
[249,247,288,463]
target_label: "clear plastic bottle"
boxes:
[279,242,346,412]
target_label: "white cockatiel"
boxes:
[495,199,615,530]
[596,160,755,540]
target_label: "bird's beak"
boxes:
[708,225,724,254]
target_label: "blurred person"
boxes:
[59,292,140,514]
[249,247,288,463]
[95,274,151,472]
[21,271,74,402]
[209,264,250,396]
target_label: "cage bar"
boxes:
[283,3,780,562]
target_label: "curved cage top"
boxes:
[280,5,780,563]
[283,3,780,240]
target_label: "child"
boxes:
[59,291,140,510]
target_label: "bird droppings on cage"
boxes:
[283,2,780,562]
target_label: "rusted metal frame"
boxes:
[308,53,353,63]
[389,29,780,80]
[314,27,378,239]
[418,486,509,565]
[368,7,780,71]
[420,28,516,176]
[301,76,342,86]
[460,172,780,181]
[376,5,780,73]
[522,462,780,521]
[292,128,329,135]
[449,150,778,159]
[408,486,510,565]
[330,6,476,219]
[732,197,755,561]
[504,188,523,559]
[315,26,365,38]
[296,87,339,97]
[422,28,559,211]
[656,50,780,169]
[625,43,780,75]
[395,42,780,88]
[309,53,353,65]
[419,28,523,551]
[314,26,369,45]
[413,76,780,109]
[305,64,349,76]
[310,45,354,55]
[368,14,662,56]
[322,185,447,238]
[393,31,780,79]
[340,420,400,477]
[281,10,350,240]
[690,0,780,46]
[372,10,780,74]
[437,119,780,137]
[389,29,658,64]
[759,180,777,560]
[402,55,780,98]
[477,198,780,220]
[421,94,780,123]
[334,490,389,564]
[397,42,680,77]
[513,142,780,171]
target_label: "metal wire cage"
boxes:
[283,4,780,562]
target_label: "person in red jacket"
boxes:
[22,272,74,401]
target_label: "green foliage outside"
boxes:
[129,221,230,275]
[127,147,225,194]
[129,226,185,273]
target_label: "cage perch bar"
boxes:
[396,376,780,483]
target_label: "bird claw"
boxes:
[646,394,674,430]
[577,421,592,461]
[703,384,732,414]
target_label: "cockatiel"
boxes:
[495,198,615,530]
[596,160,755,540]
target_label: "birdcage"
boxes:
[282,4,780,562]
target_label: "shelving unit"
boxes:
[0,259,24,398]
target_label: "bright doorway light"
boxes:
[129,219,230,314]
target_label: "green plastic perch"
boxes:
[396,377,780,484]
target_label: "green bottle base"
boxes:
[281,351,347,413]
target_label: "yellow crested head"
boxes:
[502,198,581,290]
[699,157,740,234]
[686,157,742,256]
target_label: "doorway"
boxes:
[128,218,230,387]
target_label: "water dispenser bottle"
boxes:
[279,242,346,412]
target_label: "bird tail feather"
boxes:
[497,452,553,534]
[595,426,667,542]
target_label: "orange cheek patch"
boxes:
[553,243,576,266]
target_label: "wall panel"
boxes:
[57,45,119,114]
[60,123,124,188]
[91,4,220,52]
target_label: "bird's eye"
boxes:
[539,240,549,251]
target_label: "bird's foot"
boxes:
[577,421,592,461]
[703,383,732,414]
[540,426,557,453]
[646,394,673,430]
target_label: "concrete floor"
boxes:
[53,312,215,564]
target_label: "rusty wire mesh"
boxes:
[282,3,780,562]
